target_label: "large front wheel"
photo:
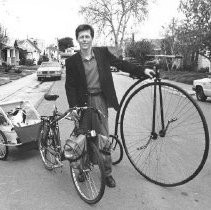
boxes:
[120,82,209,187]
[70,141,105,204]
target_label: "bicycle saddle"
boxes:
[44,94,59,101]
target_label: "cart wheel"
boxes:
[0,130,9,160]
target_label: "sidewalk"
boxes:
[0,77,10,86]
[0,73,54,108]
[0,69,36,86]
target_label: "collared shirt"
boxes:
[81,50,102,93]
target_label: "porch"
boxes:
[0,47,19,66]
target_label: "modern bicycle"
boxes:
[38,94,109,204]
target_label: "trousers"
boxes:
[78,92,112,176]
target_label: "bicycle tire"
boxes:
[0,130,8,160]
[120,82,209,187]
[70,141,105,204]
[109,135,124,165]
[38,120,61,170]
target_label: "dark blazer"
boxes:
[65,47,145,111]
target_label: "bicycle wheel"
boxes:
[39,120,61,170]
[70,141,105,204]
[0,130,8,160]
[120,82,209,187]
[109,135,123,165]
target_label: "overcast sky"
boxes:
[0,0,181,46]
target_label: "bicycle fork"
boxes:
[151,82,178,139]
[151,82,170,139]
[138,82,177,150]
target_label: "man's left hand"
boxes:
[144,68,155,78]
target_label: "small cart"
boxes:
[0,100,41,160]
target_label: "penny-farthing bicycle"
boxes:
[112,66,209,187]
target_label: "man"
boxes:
[65,24,155,188]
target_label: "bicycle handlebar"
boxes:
[130,63,160,80]
[51,106,105,125]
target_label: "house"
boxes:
[148,39,162,55]
[198,54,211,72]
[45,45,59,61]
[59,47,76,66]
[0,42,20,66]
[16,39,41,64]
[28,38,45,54]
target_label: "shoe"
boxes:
[105,175,116,188]
[78,172,85,182]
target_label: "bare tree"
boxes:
[0,24,8,49]
[0,24,8,65]
[179,0,211,61]
[80,0,150,51]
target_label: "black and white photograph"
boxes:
[0,0,210,209]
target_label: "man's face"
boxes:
[77,30,93,51]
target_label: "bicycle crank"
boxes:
[159,117,178,137]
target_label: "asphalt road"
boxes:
[0,72,210,210]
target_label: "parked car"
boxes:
[192,74,211,101]
[37,55,49,65]
[60,58,65,67]
[37,62,62,81]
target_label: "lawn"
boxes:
[160,70,210,85]
[0,65,39,86]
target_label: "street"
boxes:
[0,72,210,210]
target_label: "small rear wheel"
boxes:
[70,141,105,204]
[109,135,123,165]
[0,130,8,160]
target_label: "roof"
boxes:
[17,39,41,52]
[17,40,25,45]
[145,39,163,50]
[147,54,183,58]
[1,37,16,49]
[26,39,41,52]
[46,46,58,51]
[2,43,15,50]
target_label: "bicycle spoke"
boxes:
[121,82,209,186]
[70,142,105,204]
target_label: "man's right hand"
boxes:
[144,68,156,78]
[70,110,80,121]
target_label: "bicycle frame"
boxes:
[113,78,146,137]
[41,104,104,159]
[112,67,167,140]
[151,69,166,138]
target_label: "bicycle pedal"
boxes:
[53,157,63,168]
[52,163,63,169]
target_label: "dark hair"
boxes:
[75,24,94,39]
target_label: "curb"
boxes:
[34,82,55,109]
[0,78,11,86]
[0,73,55,109]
